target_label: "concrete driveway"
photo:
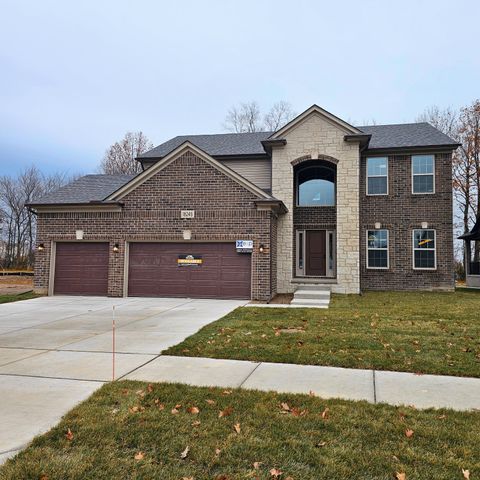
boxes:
[0,296,245,463]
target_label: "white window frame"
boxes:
[366,157,389,196]
[412,229,437,270]
[366,229,389,269]
[411,155,435,195]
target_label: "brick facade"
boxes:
[360,152,454,290]
[34,152,276,300]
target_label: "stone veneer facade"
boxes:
[271,113,361,294]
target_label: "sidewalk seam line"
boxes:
[238,362,262,388]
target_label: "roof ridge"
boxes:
[357,122,429,128]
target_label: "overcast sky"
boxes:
[1,0,479,176]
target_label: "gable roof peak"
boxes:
[269,104,362,138]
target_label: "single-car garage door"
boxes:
[54,242,109,295]
[128,242,251,299]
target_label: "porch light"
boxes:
[113,243,120,253]
[421,222,429,229]
[374,222,381,230]
[37,243,45,251]
[259,244,265,253]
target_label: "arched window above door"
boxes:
[296,164,336,206]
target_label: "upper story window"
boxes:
[413,229,436,269]
[297,165,335,206]
[366,157,388,195]
[412,155,435,194]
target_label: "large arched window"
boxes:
[296,164,335,206]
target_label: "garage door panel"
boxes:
[54,243,109,296]
[128,242,251,299]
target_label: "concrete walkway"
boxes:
[126,355,480,412]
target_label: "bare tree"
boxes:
[264,101,297,131]
[99,131,153,175]
[0,167,70,269]
[416,106,458,138]
[223,101,263,133]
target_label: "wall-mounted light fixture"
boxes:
[374,222,381,230]
[183,230,192,240]
[37,243,45,251]
[75,230,84,240]
[259,244,265,253]
[113,243,120,253]
[421,222,429,229]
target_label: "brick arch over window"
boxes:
[290,154,339,167]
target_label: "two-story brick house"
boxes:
[29,105,459,300]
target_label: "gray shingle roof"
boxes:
[30,174,135,205]
[357,122,459,150]
[139,123,458,159]
[138,131,273,158]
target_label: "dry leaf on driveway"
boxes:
[180,446,190,459]
[65,429,74,441]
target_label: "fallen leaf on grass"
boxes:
[280,402,290,412]
[270,468,283,478]
[135,389,145,398]
[147,384,153,393]
[182,477,193,480]
[395,472,406,480]
[171,404,182,414]
[40,475,48,480]
[180,446,190,459]
[253,461,262,469]
[219,406,233,418]
[192,420,201,427]
[206,399,216,405]
[234,423,241,434]
[187,406,200,414]
[222,390,232,395]
[134,451,145,461]
[316,441,327,447]
[65,429,74,441]
[215,448,221,457]
[321,408,329,419]
[462,469,470,479]
[405,429,414,438]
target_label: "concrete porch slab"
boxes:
[375,370,480,411]
[125,355,260,388]
[241,362,374,401]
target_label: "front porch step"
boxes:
[291,285,331,308]
[293,290,330,300]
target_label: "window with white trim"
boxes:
[413,229,436,269]
[367,229,389,269]
[366,157,388,195]
[412,155,435,193]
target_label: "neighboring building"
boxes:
[28,105,459,300]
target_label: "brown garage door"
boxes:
[128,242,251,299]
[54,242,109,295]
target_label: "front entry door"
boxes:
[306,230,326,276]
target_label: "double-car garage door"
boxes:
[53,242,251,299]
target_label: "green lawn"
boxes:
[0,291,39,305]
[165,290,480,378]
[1,381,478,480]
